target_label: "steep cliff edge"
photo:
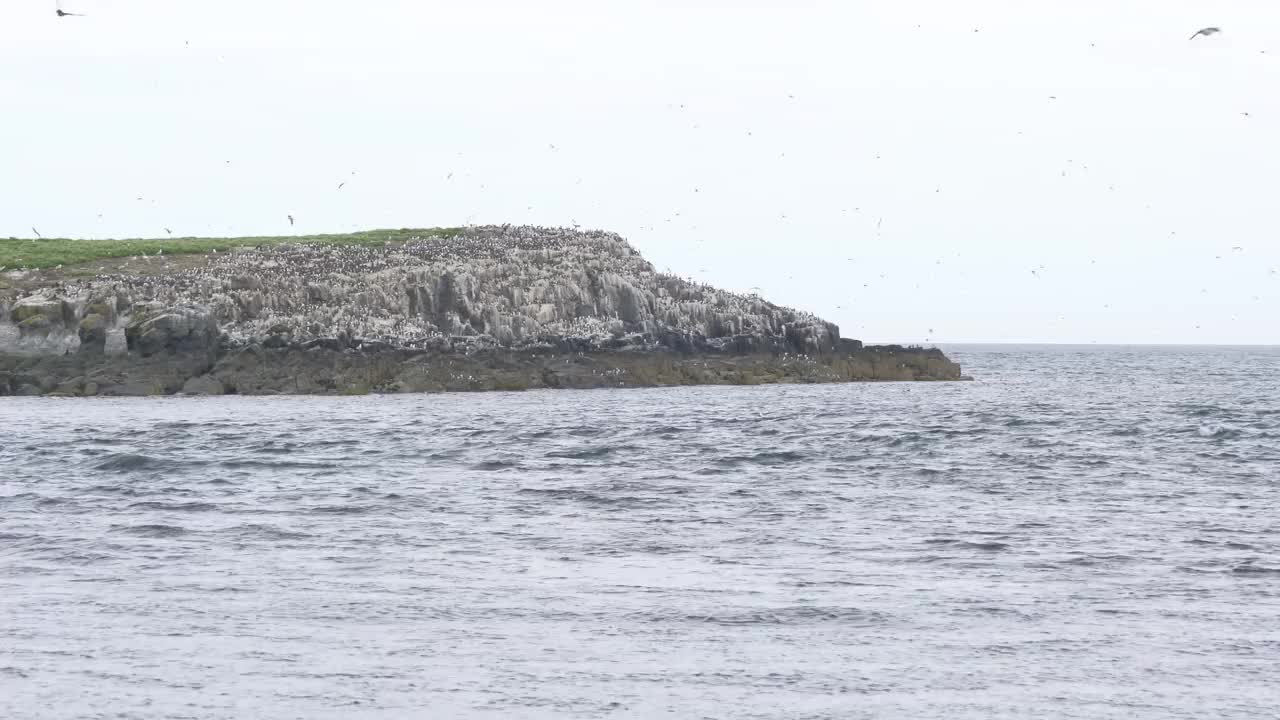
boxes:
[0,225,961,395]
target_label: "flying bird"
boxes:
[337,182,345,190]
[164,228,172,235]
[287,214,294,226]
[56,6,84,17]
[1190,27,1220,40]
[32,227,42,238]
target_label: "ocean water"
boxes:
[2,345,1279,719]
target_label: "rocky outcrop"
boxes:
[124,305,219,358]
[0,225,963,396]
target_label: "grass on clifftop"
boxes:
[0,227,464,270]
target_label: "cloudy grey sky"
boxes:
[3,1,1278,344]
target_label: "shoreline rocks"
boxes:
[0,343,960,397]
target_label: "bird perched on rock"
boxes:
[1190,27,1220,40]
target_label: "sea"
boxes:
[2,345,1278,719]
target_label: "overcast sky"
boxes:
[3,1,1278,344]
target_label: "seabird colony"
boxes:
[22,225,841,355]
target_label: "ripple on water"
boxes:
[110,523,190,538]
[91,453,197,473]
[126,501,220,512]
[219,524,312,541]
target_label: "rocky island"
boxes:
[0,225,961,396]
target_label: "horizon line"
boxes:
[866,341,1280,348]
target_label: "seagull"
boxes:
[288,214,294,226]
[164,228,172,235]
[337,182,345,190]
[1190,27,1220,40]
[32,227,42,238]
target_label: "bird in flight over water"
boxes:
[1190,27,1220,40]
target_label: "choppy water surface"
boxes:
[2,345,1279,719]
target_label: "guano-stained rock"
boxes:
[0,225,963,395]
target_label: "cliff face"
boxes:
[1,226,841,357]
[0,225,962,396]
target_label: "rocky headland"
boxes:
[0,225,961,396]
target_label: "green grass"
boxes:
[0,227,464,270]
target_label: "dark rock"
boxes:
[125,305,219,357]
[10,296,71,325]
[181,375,226,396]
[17,315,52,335]
[55,376,85,395]
[78,314,109,352]
[229,275,263,291]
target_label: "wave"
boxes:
[220,523,312,541]
[111,523,189,538]
[645,605,888,627]
[221,459,338,469]
[546,445,630,460]
[127,501,220,512]
[923,538,1011,551]
[473,460,521,470]
[717,450,806,467]
[1232,564,1280,575]
[516,486,662,509]
[92,453,191,473]
[307,504,377,515]
[1197,423,1245,439]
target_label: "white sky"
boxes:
[3,0,1278,344]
